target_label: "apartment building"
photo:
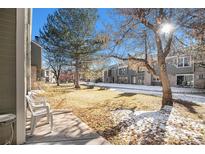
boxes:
[31,40,42,82]
[59,70,74,83]
[103,53,205,89]
[41,69,56,83]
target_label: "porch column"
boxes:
[16,8,32,144]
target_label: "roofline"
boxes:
[31,40,42,48]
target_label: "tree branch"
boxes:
[139,17,157,32]
[102,54,128,61]
[144,31,148,61]
[163,34,173,57]
[174,35,189,47]
[155,33,164,56]
[128,54,147,63]
[128,54,159,78]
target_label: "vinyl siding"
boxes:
[0,8,16,144]
[0,9,16,114]
[31,41,42,70]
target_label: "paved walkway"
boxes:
[25,110,110,145]
[85,83,205,104]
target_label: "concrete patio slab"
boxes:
[25,110,110,145]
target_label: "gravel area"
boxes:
[111,106,205,144]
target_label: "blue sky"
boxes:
[32,8,194,67]
[32,8,57,39]
[31,8,147,66]
[32,8,118,67]
[32,8,112,40]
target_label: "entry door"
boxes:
[177,76,184,86]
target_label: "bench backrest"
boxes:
[25,95,35,115]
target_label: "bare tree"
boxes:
[100,8,205,107]
[44,49,68,86]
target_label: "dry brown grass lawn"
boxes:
[38,83,205,144]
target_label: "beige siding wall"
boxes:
[31,42,42,70]
[194,66,205,89]
[0,9,16,114]
[144,70,152,86]
[31,42,42,80]
[0,8,16,144]
[168,74,177,87]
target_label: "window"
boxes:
[131,76,136,84]
[184,56,191,66]
[118,67,127,76]
[199,74,205,79]
[108,70,112,77]
[178,56,191,67]
[138,67,145,73]
[178,57,183,67]
[136,73,144,85]
[46,71,49,76]
[177,74,193,87]
[118,76,128,83]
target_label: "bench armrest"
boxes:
[33,105,51,114]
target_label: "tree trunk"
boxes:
[74,59,80,89]
[55,74,60,86]
[56,79,60,86]
[155,33,173,108]
[159,59,173,107]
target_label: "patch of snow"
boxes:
[92,82,205,94]
[111,106,205,144]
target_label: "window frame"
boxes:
[177,56,191,68]
[176,74,194,87]
[199,74,205,79]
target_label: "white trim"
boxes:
[16,8,26,144]
[176,73,194,76]
[166,55,177,59]
[31,40,42,49]
[118,65,128,69]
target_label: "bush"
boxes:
[87,85,94,89]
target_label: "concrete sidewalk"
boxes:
[88,82,205,94]
[25,110,110,145]
[85,83,205,104]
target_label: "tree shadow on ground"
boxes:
[55,84,74,88]
[173,99,200,114]
[173,99,205,122]
[51,89,75,93]
[98,106,173,145]
[115,93,137,98]
[114,92,162,99]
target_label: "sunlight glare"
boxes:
[161,23,174,34]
